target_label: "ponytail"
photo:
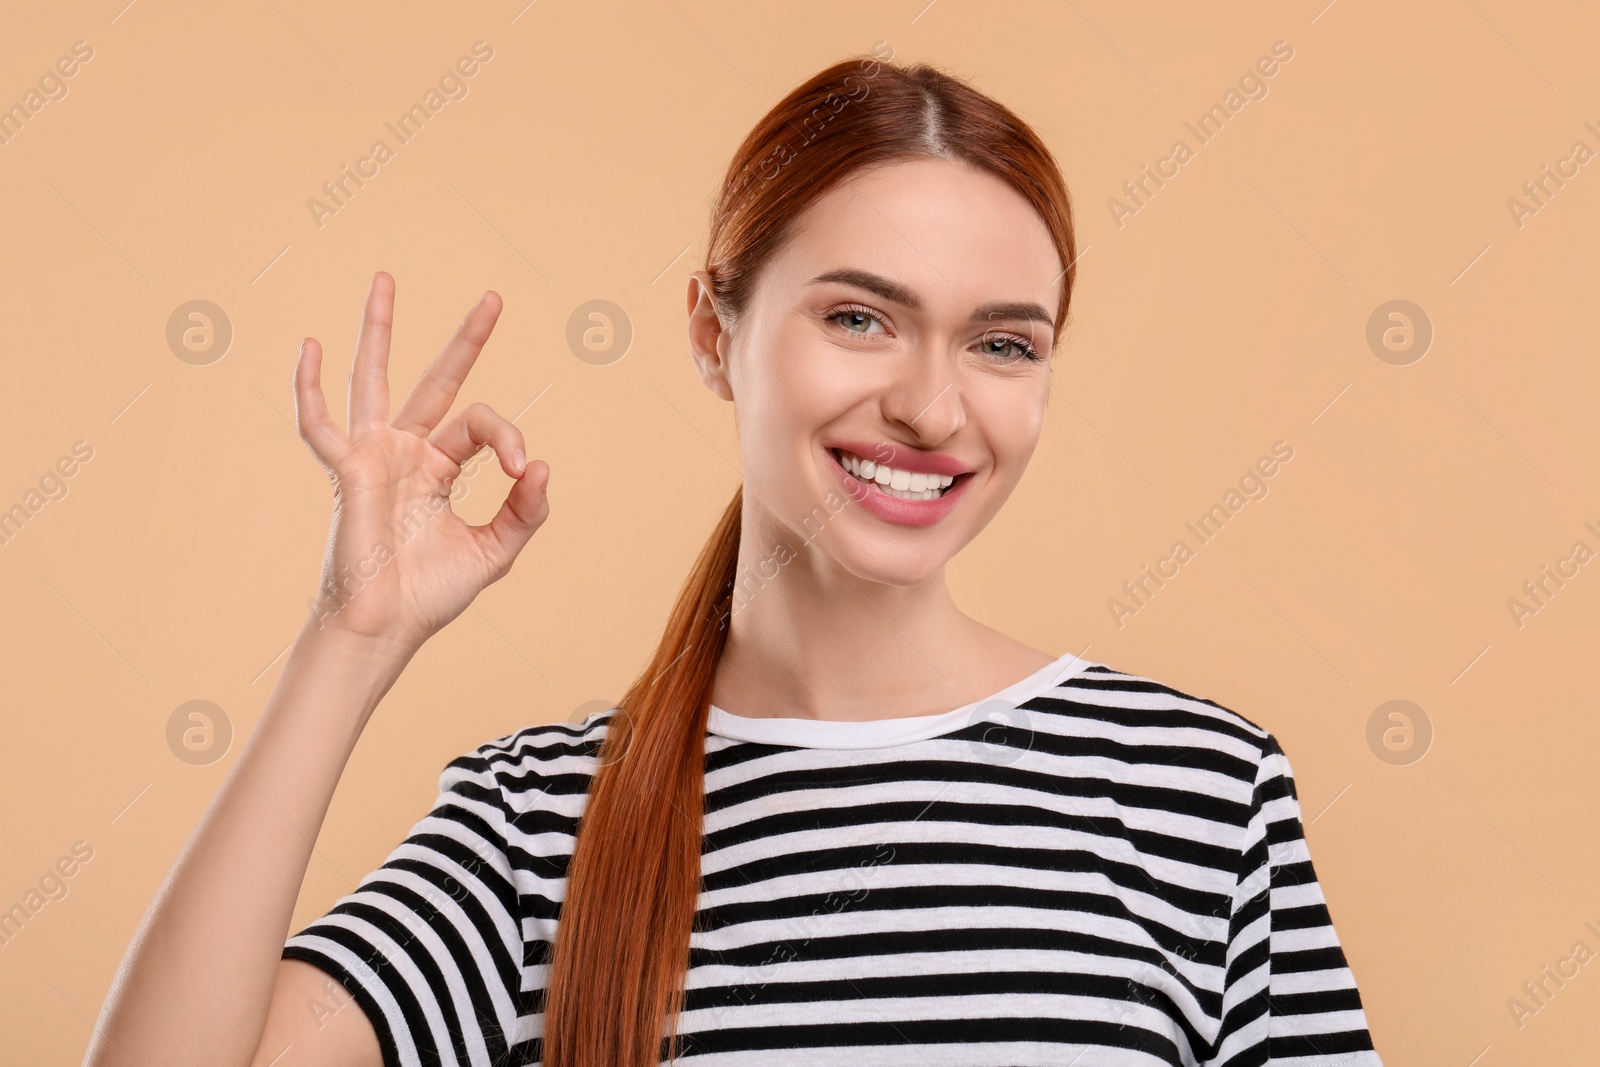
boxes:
[542,486,741,1066]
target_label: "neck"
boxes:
[710,500,1011,723]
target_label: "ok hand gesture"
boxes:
[293,272,550,660]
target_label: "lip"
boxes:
[824,440,975,477]
[825,446,975,528]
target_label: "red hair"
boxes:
[541,50,1079,1066]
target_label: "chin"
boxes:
[828,535,953,589]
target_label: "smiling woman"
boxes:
[86,49,1382,1067]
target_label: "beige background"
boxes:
[2,0,1596,1062]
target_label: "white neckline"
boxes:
[705,651,1095,749]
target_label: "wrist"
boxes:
[274,620,420,736]
[294,614,420,681]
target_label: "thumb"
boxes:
[472,460,550,578]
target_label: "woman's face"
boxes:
[687,156,1064,587]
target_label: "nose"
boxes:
[879,355,966,445]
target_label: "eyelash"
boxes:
[826,302,1045,363]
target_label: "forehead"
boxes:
[762,157,1062,315]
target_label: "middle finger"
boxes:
[391,290,504,436]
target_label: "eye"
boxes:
[977,331,1044,363]
[826,302,889,336]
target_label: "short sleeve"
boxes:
[283,743,527,1067]
[1208,733,1384,1066]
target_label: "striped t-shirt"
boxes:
[283,653,1383,1066]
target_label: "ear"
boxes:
[686,270,735,402]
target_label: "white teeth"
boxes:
[883,484,941,500]
[835,449,959,501]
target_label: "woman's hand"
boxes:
[293,271,550,660]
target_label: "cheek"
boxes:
[972,383,1049,466]
[745,338,858,441]
[735,348,829,479]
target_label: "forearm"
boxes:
[84,619,413,1067]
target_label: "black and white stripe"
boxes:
[284,659,1383,1066]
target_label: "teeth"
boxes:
[836,450,957,501]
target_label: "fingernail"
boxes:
[511,448,525,473]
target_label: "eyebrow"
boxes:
[806,267,1055,329]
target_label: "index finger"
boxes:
[391,290,504,436]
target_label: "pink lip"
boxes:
[825,446,974,528]
[824,440,975,477]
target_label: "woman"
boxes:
[87,54,1381,1067]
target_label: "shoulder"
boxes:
[1031,659,1285,786]
[1042,659,1273,740]
[440,711,619,819]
